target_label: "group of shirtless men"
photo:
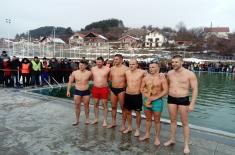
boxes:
[66,54,198,154]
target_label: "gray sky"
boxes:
[1,0,234,38]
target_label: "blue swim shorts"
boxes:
[143,97,164,112]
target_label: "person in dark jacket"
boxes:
[11,56,21,87]
[49,58,59,84]
[41,57,50,86]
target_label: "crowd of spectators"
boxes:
[1,50,235,88]
[0,51,78,88]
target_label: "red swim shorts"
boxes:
[92,86,109,100]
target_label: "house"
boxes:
[39,37,66,45]
[118,35,143,48]
[204,27,230,39]
[69,33,85,46]
[144,31,166,48]
[83,32,108,46]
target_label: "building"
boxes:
[204,27,230,39]
[83,32,108,46]
[69,33,85,46]
[144,31,166,48]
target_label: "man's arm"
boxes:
[107,67,111,82]
[89,71,93,81]
[66,72,75,97]
[109,68,113,81]
[140,77,149,97]
[150,77,168,101]
[189,72,198,111]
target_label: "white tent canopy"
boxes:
[183,58,205,63]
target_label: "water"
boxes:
[32,72,235,133]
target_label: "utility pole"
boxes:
[53,27,56,57]
[5,18,11,51]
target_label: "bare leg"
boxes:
[101,99,108,127]
[73,95,81,126]
[164,104,178,146]
[118,92,126,131]
[179,105,190,154]
[153,112,161,146]
[91,98,99,124]
[82,95,90,124]
[139,110,152,141]
[134,111,141,136]
[123,110,132,133]
[107,92,117,128]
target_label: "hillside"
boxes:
[16,26,74,43]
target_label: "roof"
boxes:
[73,33,85,38]
[39,37,65,44]
[204,27,230,33]
[84,32,108,40]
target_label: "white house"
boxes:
[145,31,166,48]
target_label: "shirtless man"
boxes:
[139,61,168,145]
[67,60,92,125]
[164,55,198,154]
[91,57,110,127]
[107,54,128,131]
[123,59,146,136]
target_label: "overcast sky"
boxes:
[1,0,234,38]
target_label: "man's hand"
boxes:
[188,104,195,112]
[66,91,71,97]
[148,96,157,102]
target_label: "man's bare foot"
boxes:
[85,120,90,125]
[107,123,116,128]
[183,146,190,154]
[72,122,79,126]
[139,135,150,141]
[123,128,132,134]
[134,129,140,137]
[164,139,175,146]
[154,138,161,146]
[102,121,107,127]
[119,126,126,132]
[91,120,98,125]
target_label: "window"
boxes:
[148,38,153,42]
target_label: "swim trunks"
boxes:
[74,89,90,96]
[143,97,164,112]
[110,87,126,96]
[167,95,190,106]
[92,86,109,100]
[124,93,143,111]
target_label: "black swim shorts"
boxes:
[74,89,90,97]
[167,95,190,106]
[110,87,126,96]
[124,93,143,111]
